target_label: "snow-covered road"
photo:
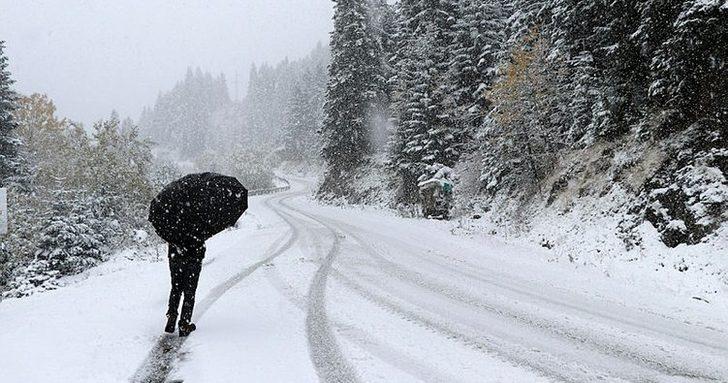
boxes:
[2,178,727,382]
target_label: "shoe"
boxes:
[164,314,177,334]
[179,322,196,337]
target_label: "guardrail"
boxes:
[247,176,291,196]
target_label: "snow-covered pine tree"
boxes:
[0,41,20,290]
[448,0,507,131]
[35,192,107,276]
[389,0,460,202]
[386,0,417,129]
[85,114,154,247]
[0,41,20,186]
[599,0,645,136]
[283,69,323,163]
[367,0,398,150]
[634,0,684,61]
[559,0,645,140]
[485,26,564,193]
[245,64,267,149]
[319,0,381,196]
[563,50,600,145]
[368,0,398,99]
[283,83,305,162]
[625,0,685,138]
[1,94,72,291]
[504,0,546,46]
[245,61,298,152]
[137,68,231,158]
[545,0,599,146]
[650,0,728,125]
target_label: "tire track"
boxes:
[271,195,359,383]
[285,200,726,382]
[348,260,723,381]
[130,192,300,383]
[278,201,574,383]
[332,269,579,383]
[332,219,728,353]
[322,214,728,343]
[336,234,724,381]
[265,207,466,383]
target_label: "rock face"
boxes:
[447,117,726,251]
[640,119,727,247]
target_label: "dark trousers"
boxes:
[167,245,204,326]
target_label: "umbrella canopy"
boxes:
[148,172,248,247]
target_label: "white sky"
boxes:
[0,0,334,126]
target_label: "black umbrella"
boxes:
[148,172,248,247]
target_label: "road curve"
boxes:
[133,178,728,383]
[267,178,728,383]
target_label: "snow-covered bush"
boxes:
[3,260,61,298]
[1,102,156,298]
[1,191,118,298]
[35,217,103,274]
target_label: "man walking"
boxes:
[148,172,248,338]
[165,242,205,337]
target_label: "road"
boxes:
[136,178,728,383]
[2,178,726,383]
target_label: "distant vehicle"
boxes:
[417,165,454,220]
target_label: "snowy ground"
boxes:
[1,178,727,382]
[452,183,728,310]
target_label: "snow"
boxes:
[666,219,688,232]
[0,203,283,383]
[0,252,167,382]
[133,229,149,242]
[1,179,727,382]
[169,270,317,382]
[455,183,728,310]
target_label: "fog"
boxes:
[0,0,334,126]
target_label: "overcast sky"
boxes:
[0,0,334,126]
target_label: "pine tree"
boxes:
[137,67,231,158]
[283,83,306,161]
[319,0,381,196]
[0,41,20,186]
[505,0,547,45]
[389,0,460,202]
[559,0,645,139]
[650,0,728,124]
[449,0,507,128]
[368,0,398,150]
[634,0,683,61]
[283,70,322,162]
[35,192,108,276]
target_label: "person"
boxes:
[164,242,205,337]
